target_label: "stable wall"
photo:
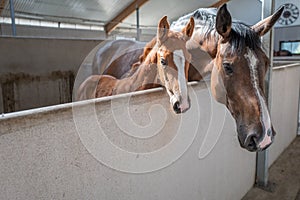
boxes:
[0,83,256,200]
[0,37,101,113]
[0,65,299,200]
[269,64,300,166]
[0,24,106,39]
[0,23,155,41]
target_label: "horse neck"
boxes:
[132,64,158,90]
[139,37,157,62]
[121,54,158,91]
[192,27,219,58]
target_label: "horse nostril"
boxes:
[245,134,258,151]
[173,101,181,114]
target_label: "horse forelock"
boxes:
[228,23,262,54]
[201,19,262,54]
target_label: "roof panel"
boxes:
[1,0,218,29]
[3,0,134,23]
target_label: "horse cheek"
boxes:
[211,66,227,104]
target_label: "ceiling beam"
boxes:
[105,0,149,35]
[0,0,8,15]
[209,0,230,8]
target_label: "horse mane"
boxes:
[127,37,157,76]
[171,8,262,54]
[125,37,158,77]
[139,37,157,63]
[229,23,262,53]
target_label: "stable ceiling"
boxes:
[0,0,229,34]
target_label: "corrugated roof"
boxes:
[2,0,133,23]
[1,0,220,32]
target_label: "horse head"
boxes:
[150,16,195,114]
[210,4,284,151]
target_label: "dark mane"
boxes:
[171,8,262,53]
[229,22,262,53]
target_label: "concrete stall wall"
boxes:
[0,65,299,200]
[0,37,101,113]
[0,24,156,42]
[0,83,256,200]
[0,24,106,39]
[269,64,300,166]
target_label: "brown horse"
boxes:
[77,16,195,114]
[171,4,284,151]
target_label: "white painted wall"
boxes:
[0,83,256,200]
[269,64,300,166]
[0,65,299,200]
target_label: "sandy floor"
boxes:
[242,136,300,200]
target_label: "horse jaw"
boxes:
[211,63,227,104]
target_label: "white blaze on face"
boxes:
[173,49,189,111]
[244,48,272,149]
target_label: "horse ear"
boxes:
[182,17,195,38]
[251,6,284,36]
[216,4,232,40]
[157,16,170,43]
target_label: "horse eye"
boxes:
[223,62,233,75]
[160,58,168,66]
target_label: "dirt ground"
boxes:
[242,136,300,200]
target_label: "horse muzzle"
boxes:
[238,126,275,152]
[170,95,191,114]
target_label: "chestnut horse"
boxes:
[77,16,195,114]
[171,4,284,151]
